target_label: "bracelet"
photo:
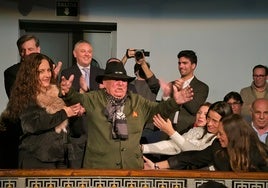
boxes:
[154,163,160,170]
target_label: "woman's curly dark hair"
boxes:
[1,53,56,124]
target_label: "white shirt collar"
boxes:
[77,63,90,75]
[182,76,194,89]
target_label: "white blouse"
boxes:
[143,127,216,155]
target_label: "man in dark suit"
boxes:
[162,50,209,135]
[4,35,41,98]
[61,40,104,168]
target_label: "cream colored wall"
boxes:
[1,0,268,112]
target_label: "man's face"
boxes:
[20,39,40,58]
[251,99,268,130]
[253,68,267,88]
[73,43,93,67]
[178,57,196,78]
[102,79,128,99]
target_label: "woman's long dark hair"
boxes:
[222,114,268,171]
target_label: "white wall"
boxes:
[1,0,268,112]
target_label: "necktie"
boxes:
[82,67,90,89]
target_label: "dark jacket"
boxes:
[168,139,268,172]
[4,62,21,98]
[61,64,104,92]
[19,103,68,164]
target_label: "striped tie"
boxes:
[82,67,90,89]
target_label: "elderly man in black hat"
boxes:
[60,58,194,169]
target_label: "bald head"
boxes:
[252,98,268,110]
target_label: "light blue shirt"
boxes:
[251,122,268,144]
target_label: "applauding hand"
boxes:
[173,85,194,105]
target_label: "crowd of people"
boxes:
[0,34,267,172]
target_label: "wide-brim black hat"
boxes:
[96,61,136,83]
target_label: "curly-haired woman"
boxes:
[1,53,84,168]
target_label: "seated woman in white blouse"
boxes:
[142,101,232,155]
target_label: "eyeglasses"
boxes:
[253,75,266,78]
[227,102,241,106]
